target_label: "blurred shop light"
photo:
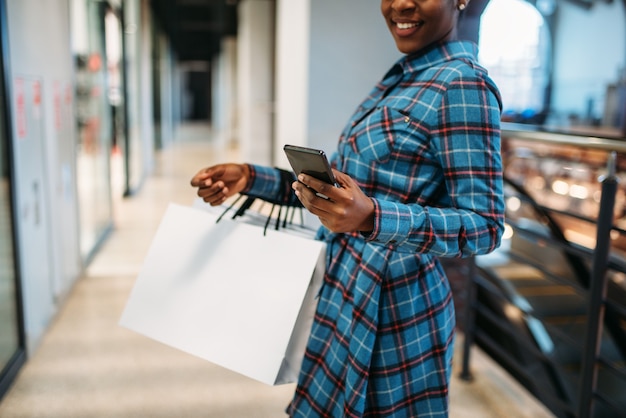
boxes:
[503,224,514,240]
[569,184,589,200]
[506,196,521,212]
[552,180,569,195]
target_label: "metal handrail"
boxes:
[502,123,626,152]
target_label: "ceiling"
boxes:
[150,0,239,62]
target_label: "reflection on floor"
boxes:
[0,123,554,417]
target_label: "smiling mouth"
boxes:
[396,22,420,30]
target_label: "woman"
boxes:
[191,0,504,416]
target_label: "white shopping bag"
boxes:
[119,202,325,385]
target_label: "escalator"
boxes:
[466,177,626,418]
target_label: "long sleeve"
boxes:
[243,164,302,207]
[333,42,504,257]
[366,74,504,257]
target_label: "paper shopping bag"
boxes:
[119,202,325,385]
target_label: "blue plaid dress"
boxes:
[245,41,504,417]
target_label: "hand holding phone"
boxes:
[284,144,338,199]
[285,147,375,233]
[283,144,337,186]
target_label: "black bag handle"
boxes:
[215,168,304,235]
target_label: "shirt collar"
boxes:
[386,40,478,79]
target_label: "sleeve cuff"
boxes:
[364,198,423,247]
[242,164,281,198]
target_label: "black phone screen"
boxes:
[283,144,337,186]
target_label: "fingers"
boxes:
[190,171,209,187]
[292,176,337,218]
[297,174,340,200]
[190,166,230,205]
[190,166,226,187]
[197,181,231,205]
[294,171,374,233]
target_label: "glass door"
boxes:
[71,0,114,263]
[0,0,25,399]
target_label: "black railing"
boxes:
[577,152,618,418]
[460,129,626,418]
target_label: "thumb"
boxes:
[191,165,225,187]
[207,165,226,178]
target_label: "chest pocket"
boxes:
[348,106,413,164]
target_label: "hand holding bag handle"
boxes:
[216,168,304,235]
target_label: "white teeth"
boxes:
[396,22,417,30]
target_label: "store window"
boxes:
[71,0,114,262]
[0,4,23,393]
[479,0,626,135]
[478,0,551,124]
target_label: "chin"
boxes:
[392,39,419,55]
[396,44,420,55]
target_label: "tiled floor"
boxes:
[0,123,554,417]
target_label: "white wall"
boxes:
[306,0,400,158]
[6,0,80,353]
[238,0,275,166]
[228,1,409,169]
[273,0,400,168]
[273,0,311,167]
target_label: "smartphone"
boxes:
[283,144,337,186]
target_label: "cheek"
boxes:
[432,7,457,36]
[431,1,456,21]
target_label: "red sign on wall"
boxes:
[32,79,42,121]
[54,81,62,131]
[15,78,26,139]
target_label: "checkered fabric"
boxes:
[245,41,504,417]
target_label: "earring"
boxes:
[458,3,466,10]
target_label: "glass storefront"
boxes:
[0,102,20,386]
[0,0,24,396]
[71,0,114,262]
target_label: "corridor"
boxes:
[0,124,553,418]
